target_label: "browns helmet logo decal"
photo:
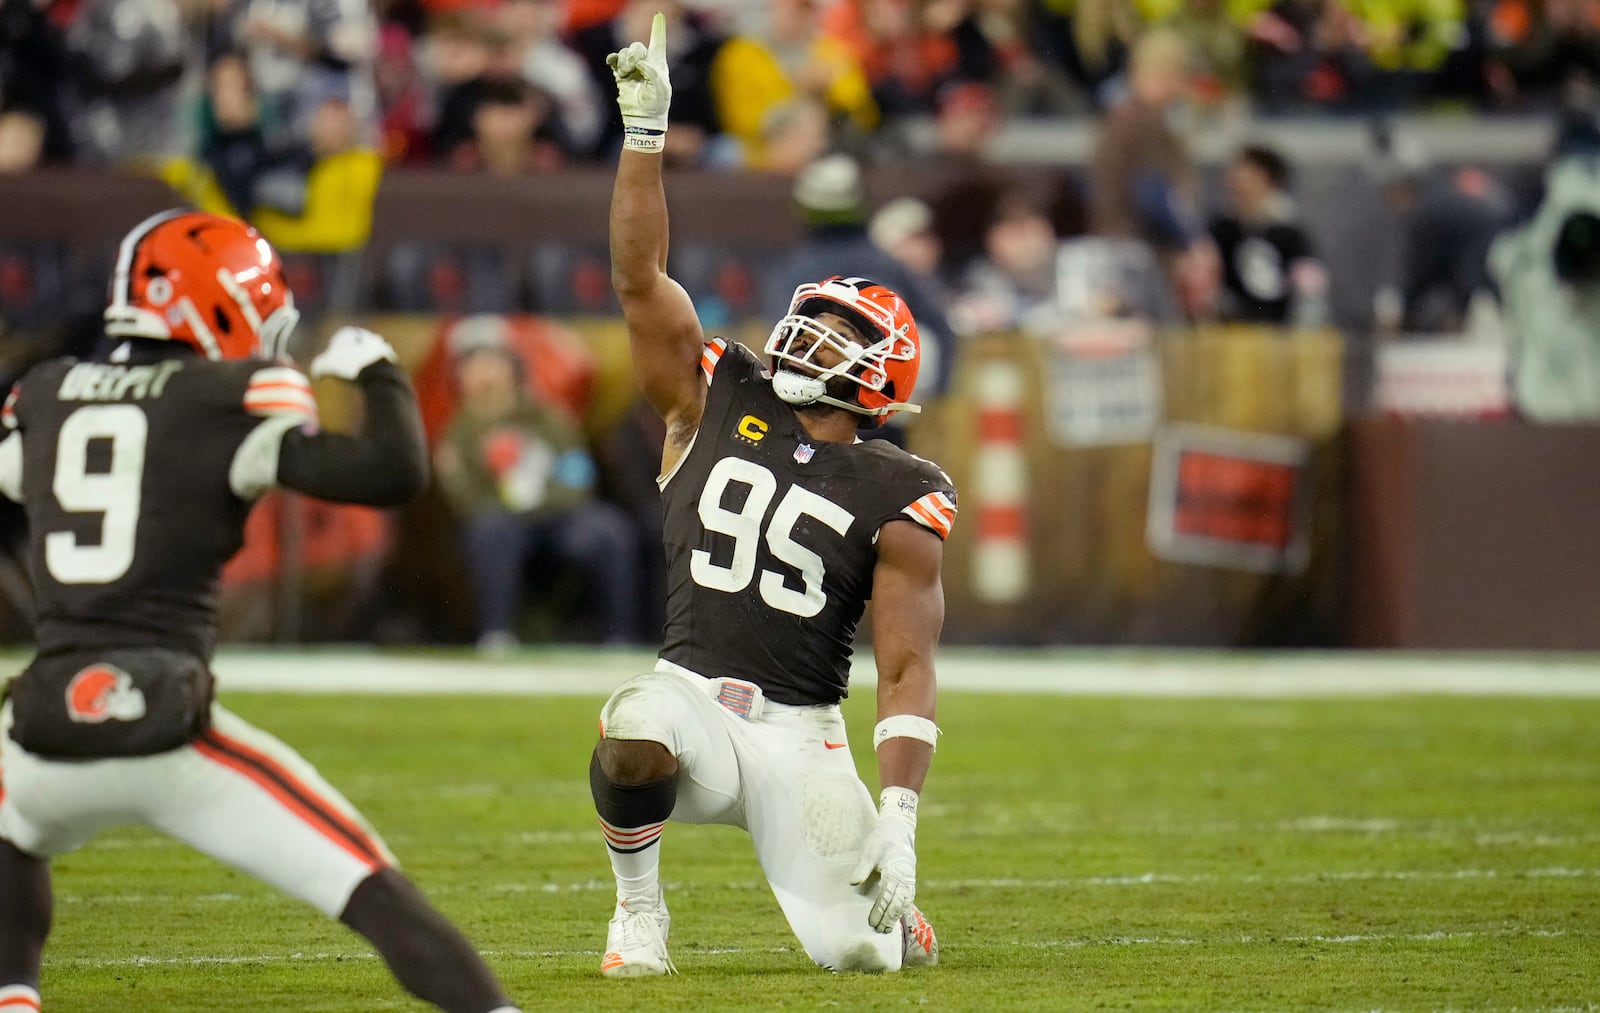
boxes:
[65,664,148,724]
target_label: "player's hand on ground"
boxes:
[607,11,671,146]
[850,787,919,933]
[309,326,398,381]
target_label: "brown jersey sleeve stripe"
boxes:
[193,730,386,870]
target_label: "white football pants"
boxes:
[0,701,394,917]
[599,660,902,972]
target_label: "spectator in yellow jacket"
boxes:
[709,0,878,169]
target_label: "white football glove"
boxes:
[850,787,919,933]
[606,11,671,151]
[308,326,397,381]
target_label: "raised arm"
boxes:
[229,327,427,507]
[276,359,428,506]
[608,13,706,474]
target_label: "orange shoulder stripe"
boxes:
[700,338,728,384]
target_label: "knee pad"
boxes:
[797,770,874,863]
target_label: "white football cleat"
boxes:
[601,895,676,977]
[901,906,939,967]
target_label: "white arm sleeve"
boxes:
[228,415,304,501]
[0,432,21,502]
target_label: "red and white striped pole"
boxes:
[971,360,1029,604]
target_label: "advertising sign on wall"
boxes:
[1045,320,1163,447]
[1375,338,1510,418]
[1146,424,1313,573]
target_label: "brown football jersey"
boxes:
[657,340,957,706]
[2,344,317,661]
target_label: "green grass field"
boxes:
[25,659,1600,1012]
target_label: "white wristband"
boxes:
[622,124,665,153]
[873,714,939,752]
[879,786,919,830]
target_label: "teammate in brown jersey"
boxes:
[588,14,957,977]
[0,210,521,1013]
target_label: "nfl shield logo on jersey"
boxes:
[65,664,148,724]
[794,443,815,464]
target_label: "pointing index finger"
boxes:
[647,10,666,59]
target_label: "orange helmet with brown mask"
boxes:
[104,210,299,361]
[764,276,921,427]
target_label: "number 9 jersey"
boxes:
[0,350,318,662]
[657,339,958,707]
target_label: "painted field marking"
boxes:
[56,867,1600,905]
[47,925,1600,970]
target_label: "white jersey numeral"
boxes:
[46,404,147,584]
[691,457,855,618]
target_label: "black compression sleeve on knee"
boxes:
[589,751,677,834]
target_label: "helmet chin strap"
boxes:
[771,369,827,406]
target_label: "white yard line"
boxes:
[46,926,1599,969]
[7,647,1580,698]
[57,867,1600,903]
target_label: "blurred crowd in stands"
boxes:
[3,0,1599,182]
[4,0,1592,338]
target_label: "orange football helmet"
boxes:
[104,210,299,361]
[764,276,922,426]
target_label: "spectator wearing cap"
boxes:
[433,317,645,650]
[931,80,1004,164]
[761,152,957,407]
[870,196,946,280]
